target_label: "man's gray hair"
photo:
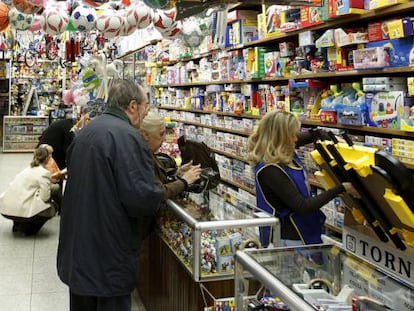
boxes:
[106,80,146,109]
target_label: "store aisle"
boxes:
[0,152,146,311]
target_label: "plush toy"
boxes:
[62,89,75,106]
[73,88,90,107]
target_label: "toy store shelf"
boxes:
[159,105,262,119]
[2,116,48,153]
[170,118,252,136]
[241,2,414,48]
[301,120,414,139]
[212,148,249,164]
[152,66,414,87]
[220,178,255,195]
[291,67,414,80]
[117,39,161,59]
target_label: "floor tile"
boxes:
[0,273,32,295]
[31,292,69,311]
[0,151,148,310]
[0,256,33,275]
[31,272,68,294]
[0,294,31,311]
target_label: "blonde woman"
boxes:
[0,145,57,235]
[247,111,358,247]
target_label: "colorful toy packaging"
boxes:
[365,91,405,129]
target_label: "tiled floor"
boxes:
[0,152,146,311]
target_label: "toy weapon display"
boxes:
[324,132,406,250]
[310,131,389,244]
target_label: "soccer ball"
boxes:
[161,21,181,40]
[41,9,69,35]
[119,16,136,36]
[181,20,204,48]
[8,7,34,30]
[96,10,123,38]
[137,6,153,29]
[126,2,152,29]
[153,8,175,32]
[28,13,43,31]
[71,5,97,31]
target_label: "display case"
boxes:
[159,191,280,282]
[3,116,48,152]
[235,244,414,311]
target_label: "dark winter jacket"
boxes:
[38,119,75,170]
[57,109,162,297]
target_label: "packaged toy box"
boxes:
[365,37,413,68]
[365,91,405,129]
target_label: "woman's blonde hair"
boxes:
[140,111,165,135]
[31,146,49,167]
[247,110,301,166]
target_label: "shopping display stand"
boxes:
[136,194,279,310]
[310,131,414,285]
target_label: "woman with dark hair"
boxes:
[0,145,58,235]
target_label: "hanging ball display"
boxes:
[0,2,9,31]
[8,7,34,30]
[143,0,175,10]
[119,15,136,36]
[153,8,175,32]
[41,9,69,35]
[161,20,181,40]
[71,5,97,31]
[95,10,123,38]
[126,1,152,28]
[28,13,42,31]
[181,19,205,48]
[136,5,152,29]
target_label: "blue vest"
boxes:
[255,153,325,245]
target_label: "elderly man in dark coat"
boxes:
[57,80,162,311]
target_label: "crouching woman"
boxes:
[0,145,58,235]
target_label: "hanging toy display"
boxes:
[71,4,97,32]
[126,1,153,29]
[81,67,101,98]
[95,9,123,38]
[41,9,69,36]
[153,8,181,40]
[181,16,208,48]
[8,7,34,31]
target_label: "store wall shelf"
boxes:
[170,118,252,136]
[2,116,48,152]
[221,177,255,195]
[159,105,262,119]
[212,148,249,164]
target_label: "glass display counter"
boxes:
[235,244,414,311]
[159,191,280,282]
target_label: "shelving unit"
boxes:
[0,58,10,145]
[145,3,414,243]
[2,116,48,152]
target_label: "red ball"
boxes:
[0,2,9,31]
